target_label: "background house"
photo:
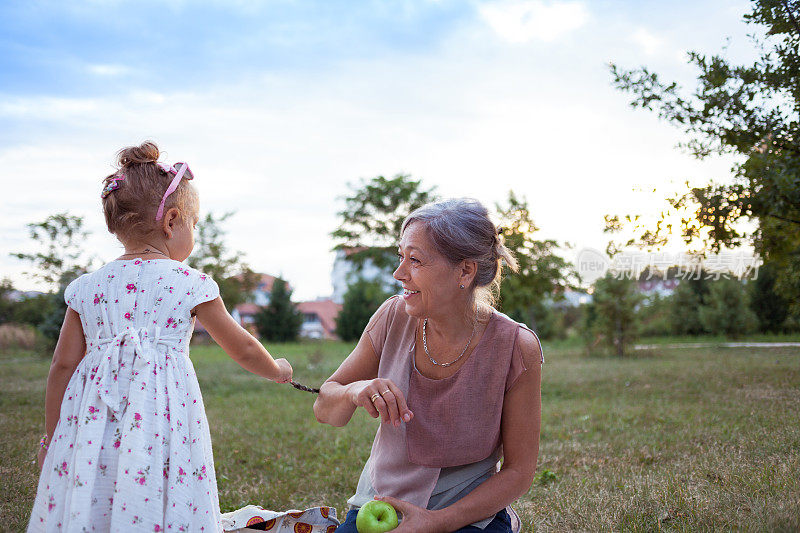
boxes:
[196,272,343,340]
[297,298,343,340]
[331,247,397,304]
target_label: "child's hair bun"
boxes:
[117,141,160,167]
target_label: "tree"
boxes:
[699,278,758,338]
[187,212,258,311]
[254,278,302,342]
[638,293,673,338]
[0,279,16,324]
[11,213,93,291]
[8,292,57,329]
[495,191,575,335]
[332,174,438,277]
[584,274,643,357]
[11,213,93,348]
[609,0,800,315]
[748,262,790,332]
[668,276,711,336]
[335,279,393,342]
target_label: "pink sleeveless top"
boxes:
[364,296,541,508]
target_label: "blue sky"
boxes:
[1,0,756,299]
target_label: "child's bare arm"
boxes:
[44,309,87,441]
[193,297,292,382]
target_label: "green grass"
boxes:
[2,340,799,531]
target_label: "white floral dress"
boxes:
[28,259,222,532]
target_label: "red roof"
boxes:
[235,302,261,316]
[297,299,342,338]
[341,246,368,258]
[234,272,291,293]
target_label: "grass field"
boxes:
[2,339,799,531]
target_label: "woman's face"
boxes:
[393,222,462,319]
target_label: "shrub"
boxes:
[668,277,709,336]
[0,323,38,351]
[638,293,673,337]
[583,274,643,357]
[699,278,758,338]
[749,262,789,333]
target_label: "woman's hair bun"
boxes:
[117,141,160,168]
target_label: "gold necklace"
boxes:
[120,247,167,257]
[422,310,479,368]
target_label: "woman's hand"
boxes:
[375,496,444,533]
[349,379,413,428]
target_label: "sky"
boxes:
[0,0,758,300]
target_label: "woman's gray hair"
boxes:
[401,198,518,309]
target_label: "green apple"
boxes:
[356,500,399,533]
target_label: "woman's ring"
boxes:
[370,393,381,402]
[381,389,391,395]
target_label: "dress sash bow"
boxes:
[89,326,184,416]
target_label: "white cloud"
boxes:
[0,96,100,119]
[630,27,663,56]
[0,2,746,299]
[87,63,132,77]
[478,0,589,43]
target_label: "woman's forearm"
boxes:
[431,465,534,531]
[313,380,360,427]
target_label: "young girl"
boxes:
[28,141,293,532]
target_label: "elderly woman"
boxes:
[314,198,543,533]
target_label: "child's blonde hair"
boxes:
[101,141,198,241]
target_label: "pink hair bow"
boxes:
[155,162,194,221]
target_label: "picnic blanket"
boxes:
[222,504,522,532]
[221,505,340,532]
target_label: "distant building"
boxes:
[7,290,45,302]
[554,288,593,307]
[331,247,397,304]
[248,273,281,306]
[297,299,343,340]
[194,272,343,340]
[637,277,680,297]
[230,302,261,335]
[229,273,287,335]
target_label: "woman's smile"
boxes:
[402,287,420,300]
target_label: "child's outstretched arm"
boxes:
[194,297,292,383]
[40,308,87,469]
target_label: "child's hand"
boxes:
[37,447,47,471]
[274,358,293,383]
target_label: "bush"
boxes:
[0,323,38,351]
[699,278,758,338]
[638,293,673,337]
[529,304,585,341]
[11,293,58,327]
[0,285,64,351]
[336,279,393,342]
[749,262,789,333]
[668,277,709,336]
[509,301,561,340]
[582,274,642,356]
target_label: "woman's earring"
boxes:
[460,284,465,289]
